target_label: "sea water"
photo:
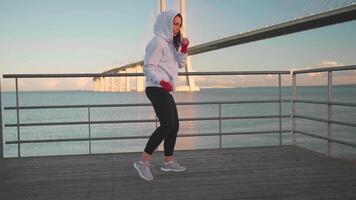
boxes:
[1,85,355,159]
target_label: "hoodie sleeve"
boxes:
[176,51,187,69]
[143,39,164,84]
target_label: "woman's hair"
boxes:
[173,13,182,51]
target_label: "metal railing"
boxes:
[1,66,355,158]
[1,71,290,157]
[291,65,356,156]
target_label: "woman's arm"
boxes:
[176,52,187,69]
[143,39,164,84]
[177,37,189,69]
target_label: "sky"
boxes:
[0,0,355,91]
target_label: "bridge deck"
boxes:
[1,145,355,200]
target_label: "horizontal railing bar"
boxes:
[293,65,356,74]
[295,115,356,128]
[5,65,355,78]
[5,134,218,144]
[5,115,291,127]
[221,115,290,120]
[5,119,157,127]
[295,130,356,148]
[179,71,291,75]
[180,117,221,121]
[4,99,292,110]
[4,103,151,110]
[180,130,291,137]
[6,138,94,144]
[2,71,291,79]
[220,130,290,136]
[294,115,329,123]
[295,99,356,107]
[179,133,222,137]
[179,99,291,105]
[5,130,292,144]
[6,136,150,144]
[4,66,355,79]
[3,73,146,78]
[324,119,356,128]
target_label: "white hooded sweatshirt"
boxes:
[143,10,187,90]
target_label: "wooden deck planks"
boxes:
[0,145,355,200]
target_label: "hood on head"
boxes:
[154,10,179,43]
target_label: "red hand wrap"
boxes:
[159,80,173,92]
[180,42,189,54]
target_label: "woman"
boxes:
[134,10,189,181]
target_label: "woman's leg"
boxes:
[143,87,176,157]
[163,94,179,160]
[160,96,186,172]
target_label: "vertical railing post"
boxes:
[219,101,222,148]
[278,74,282,146]
[327,71,333,156]
[15,78,21,157]
[291,73,296,145]
[0,78,3,158]
[88,106,92,155]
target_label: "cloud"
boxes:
[284,61,355,86]
[315,61,355,78]
[316,61,344,67]
[307,61,345,78]
[308,72,320,77]
[76,78,89,88]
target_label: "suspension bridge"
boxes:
[93,0,356,92]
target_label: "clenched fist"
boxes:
[180,37,189,54]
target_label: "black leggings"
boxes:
[144,87,179,156]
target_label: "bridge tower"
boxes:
[160,0,199,91]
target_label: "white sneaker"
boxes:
[161,160,186,172]
[134,161,154,181]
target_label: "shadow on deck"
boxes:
[1,145,355,200]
